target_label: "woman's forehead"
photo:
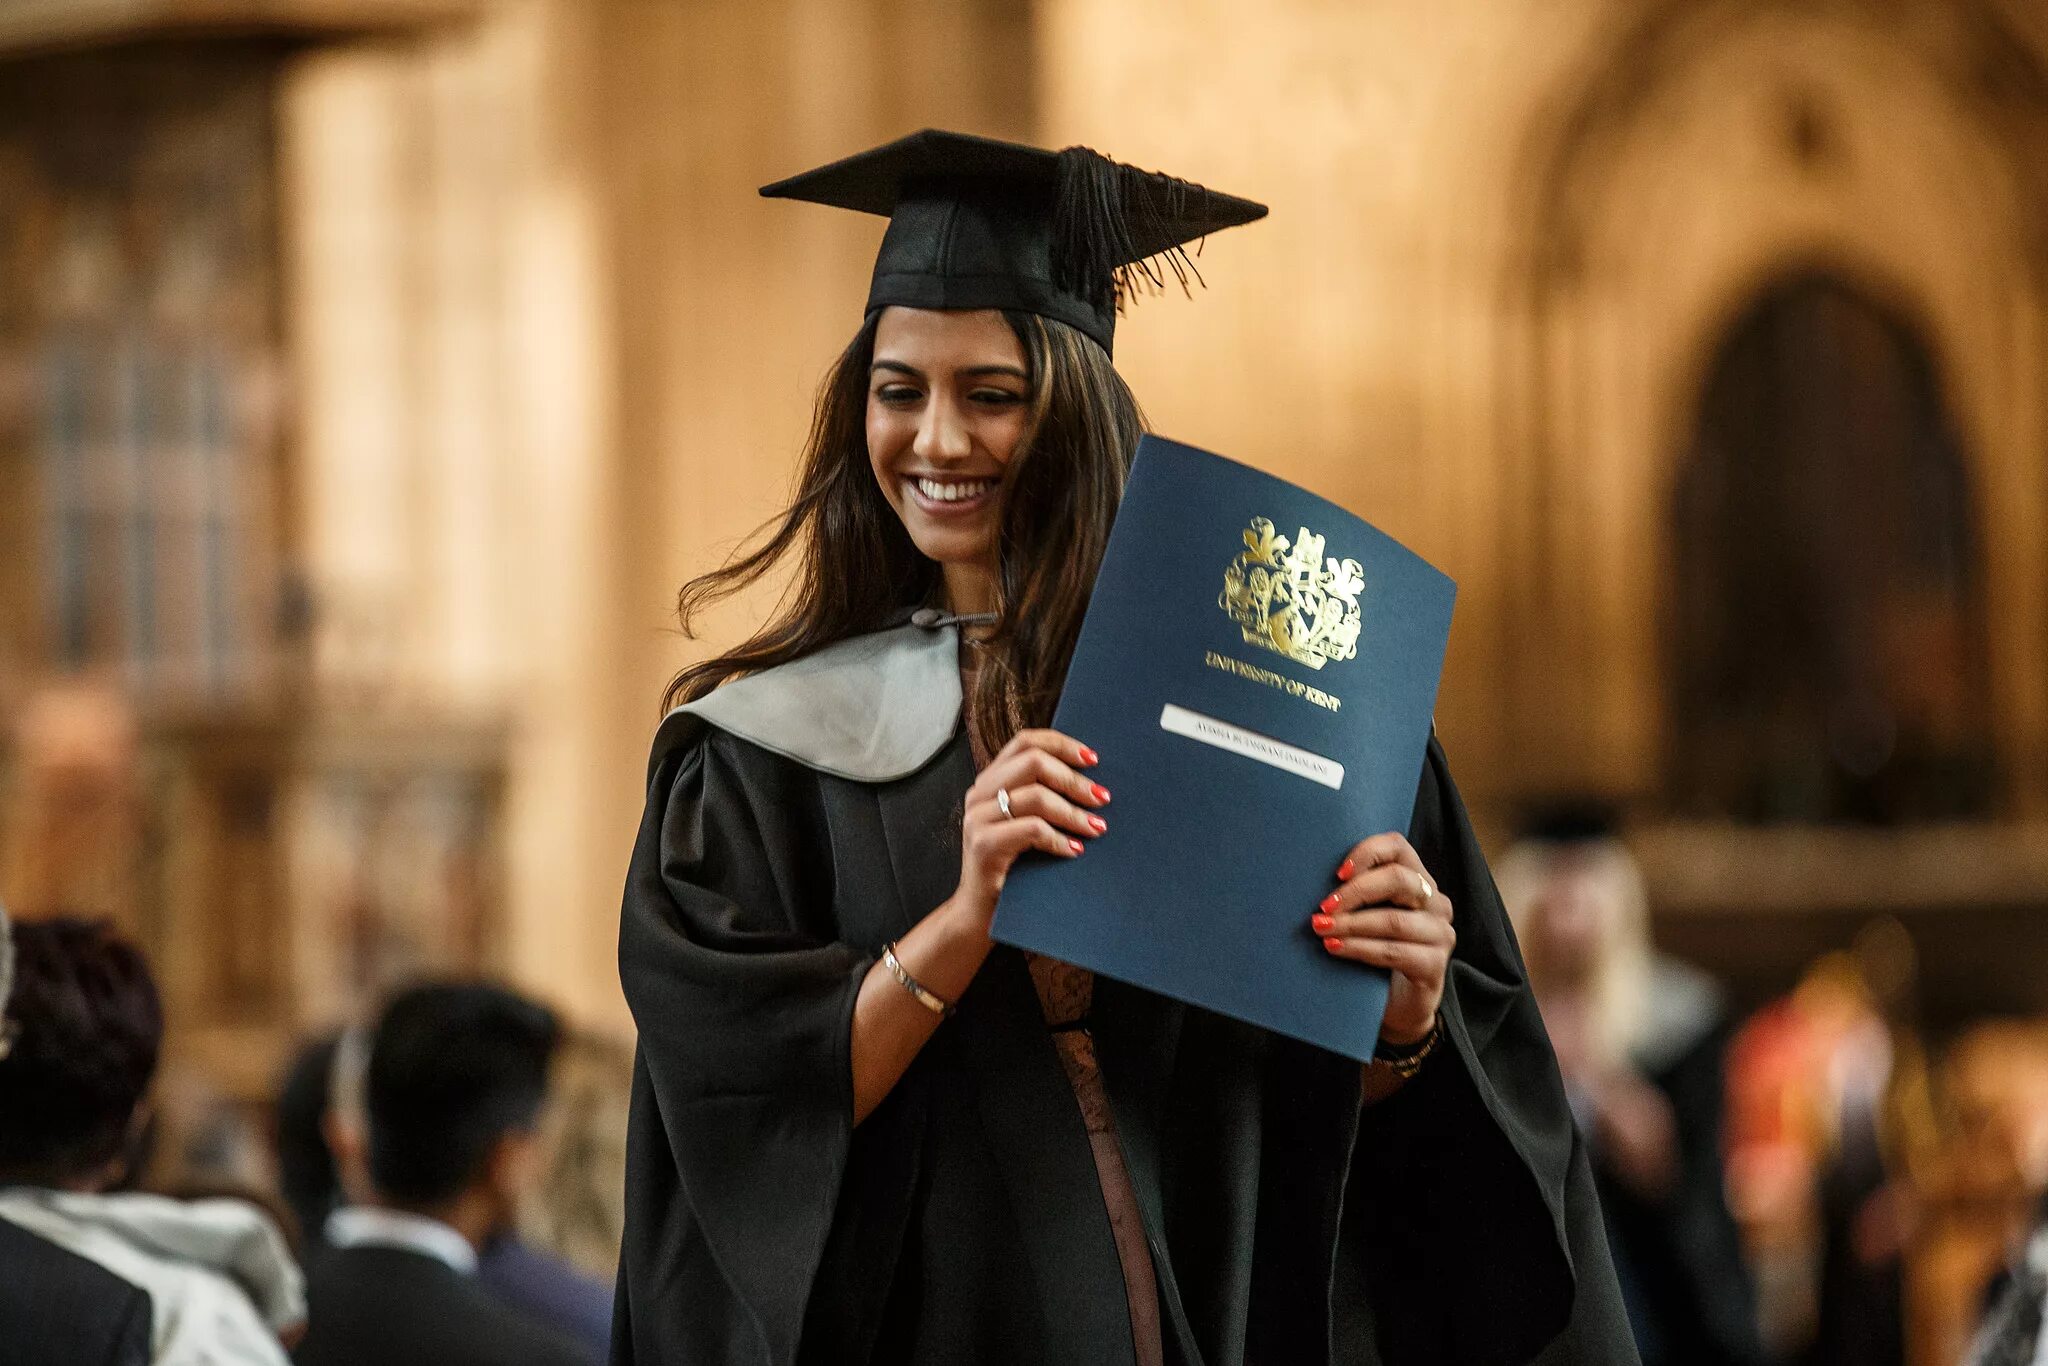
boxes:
[872,306,1023,366]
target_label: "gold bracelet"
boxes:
[883,942,955,1020]
[1372,1014,1442,1080]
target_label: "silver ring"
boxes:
[996,787,1013,819]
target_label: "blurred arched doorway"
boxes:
[1665,269,1996,824]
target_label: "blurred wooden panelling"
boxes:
[0,0,485,57]
[1642,821,2048,1031]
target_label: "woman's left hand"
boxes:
[1313,832,1454,1046]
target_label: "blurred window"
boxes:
[0,46,284,703]
[1667,269,1995,823]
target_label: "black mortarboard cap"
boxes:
[760,129,1267,355]
[1516,798,1625,846]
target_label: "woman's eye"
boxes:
[972,390,1024,406]
[877,386,921,404]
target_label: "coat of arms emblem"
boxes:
[1219,517,1363,670]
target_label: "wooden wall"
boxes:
[277,0,1034,1031]
[1037,0,2048,821]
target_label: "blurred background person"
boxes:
[490,1027,629,1356]
[1499,806,1765,1366]
[295,981,594,1366]
[1724,926,1946,1366]
[272,1033,345,1257]
[1965,1204,2048,1366]
[0,900,154,1366]
[1944,1021,2048,1366]
[0,914,303,1364]
[278,1018,617,1358]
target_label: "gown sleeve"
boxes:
[610,717,877,1366]
[1339,734,1642,1366]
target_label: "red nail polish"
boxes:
[1337,858,1355,881]
[1068,839,1084,855]
[1323,937,1344,953]
[1091,783,1111,803]
[1318,893,1340,914]
[1311,913,1333,934]
[1088,816,1106,834]
[1079,747,1100,766]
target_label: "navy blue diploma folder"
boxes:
[991,435,1457,1062]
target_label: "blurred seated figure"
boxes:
[272,1033,344,1254]
[0,913,304,1365]
[1498,806,1764,1366]
[280,1023,615,1358]
[294,982,594,1366]
[0,902,152,1366]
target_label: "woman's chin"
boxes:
[908,529,997,570]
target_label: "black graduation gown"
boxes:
[613,707,1639,1366]
[1596,996,1765,1366]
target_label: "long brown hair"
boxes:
[664,309,1144,759]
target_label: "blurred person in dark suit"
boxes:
[284,1021,614,1359]
[1498,808,1765,1366]
[0,913,304,1364]
[294,982,593,1366]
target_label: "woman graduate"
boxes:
[613,130,1638,1366]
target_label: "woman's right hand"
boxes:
[854,728,1103,1123]
[950,728,1110,932]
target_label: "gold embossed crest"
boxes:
[1219,517,1364,670]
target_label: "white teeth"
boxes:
[913,477,995,503]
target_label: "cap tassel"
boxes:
[1053,146,1208,316]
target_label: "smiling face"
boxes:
[866,306,1034,614]
[1523,860,1610,983]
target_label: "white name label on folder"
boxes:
[1158,704,1345,791]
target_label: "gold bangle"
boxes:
[1372,1014,1441,1080]
[883,942,955,1020]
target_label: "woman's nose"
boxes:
[913,395,971,462]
